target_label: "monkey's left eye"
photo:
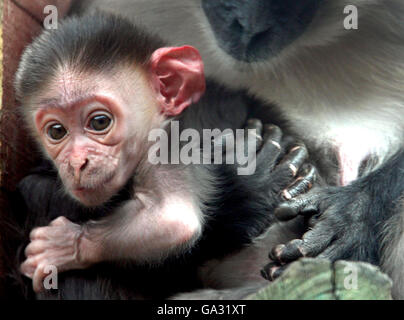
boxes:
[88,114,112,132]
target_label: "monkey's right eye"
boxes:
[47,123,67,141]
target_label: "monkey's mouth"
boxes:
[71,184,106,204]
[72,186,96,196]
[74,187,90,192]
[71,172,116,194]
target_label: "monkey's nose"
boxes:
[70,158,89,185]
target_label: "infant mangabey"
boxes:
[14,13,315,298]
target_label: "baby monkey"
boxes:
[14,13,316,298]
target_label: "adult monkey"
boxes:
[12,13,316,299]
[72,0,404,298]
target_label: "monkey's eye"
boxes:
[47,123,67,141]
[88,114,112,132]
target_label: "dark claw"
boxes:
[262,124,282,146]
[261,262,288,281]
[275,202,301,221]
[275,193,319,221]
[268,244,285,261]
[260,124,283,156]
[260,266,271,280]
[279,136,297,159]
[275,239,305,263]
[256,124,284,172]
[245,118,264,149]
[283,145,308,177]
[271,265,285,280]
[283,164,317,200]
[245,118,263,132]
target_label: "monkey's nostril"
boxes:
[80,159,89,171]
[231,18,243,34]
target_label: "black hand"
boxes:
[255,121,318,201]
[262,184,380,281]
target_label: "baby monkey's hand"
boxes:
[21,216,91,293]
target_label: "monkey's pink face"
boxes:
[34,94,137,207]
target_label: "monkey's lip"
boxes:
[74,187,88,192]
[71,173,116,194]
[72,179,113,194]
[73,186,94,194]
[72,184,101,193]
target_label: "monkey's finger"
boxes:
[245,118,263,132]
[277,136,296,160]
[275,192,319,221]
[269,240,303,263]
[244,119,264,151]
[30,227,52,240]
[49,216,69,226]
[256,125,283,170]
[25,240,47,257]
[20,258,37,278]
[33,265,48,293]
[270,222,334,263]
[245,119,263,137]
[282,144,308,177]
[262,124,282,148]
[282,164,317,200]
[261,262,288,281]
[266,145,310,193]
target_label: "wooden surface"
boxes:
[1,0,72,190]
[0,0,4,295]
[247,258,392,300]
[1,0,3,111]
[0,0,71,288]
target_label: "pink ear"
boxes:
[149,46,206,116]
